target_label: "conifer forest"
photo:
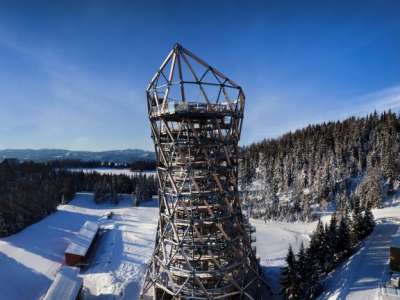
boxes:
[240,111,400,221]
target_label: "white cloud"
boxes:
[356,85,400,114]
[242,84,400,145]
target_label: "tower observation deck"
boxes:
[141,43,269,299]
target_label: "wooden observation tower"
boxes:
[141,43,269,299]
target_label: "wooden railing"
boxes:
[150,101,239,117]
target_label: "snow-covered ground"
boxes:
[318,206,400,300]
[254,204,400,299]
[0,192,315,300]
[252,218,317,296]
[1,192,400,300]
[67,168,155,177]
[0,193,158,300]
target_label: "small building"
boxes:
[391,273,400,288]
[390,228,400,272]
[65,221,99,266]
[43,266,82,300]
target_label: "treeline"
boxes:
[47,159,156,171]
[92,173,157,205]
[0,160,157,237]
[240,111,400,221]
[281,198,375,299]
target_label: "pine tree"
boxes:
[336,212,352,259]
[281,245,300,299]
[351,195,365,243]
[363,205,375,236]
[321,222,332,273]
[296,242,321,299]
[308,219,326,275]
[296,242,307,297]
[326,213,339,266]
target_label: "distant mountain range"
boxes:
[0,149,155,163]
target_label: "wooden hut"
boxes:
[65,221,99,266]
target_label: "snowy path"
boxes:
[320,217,400,300]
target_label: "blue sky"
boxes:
[1,0,400,151]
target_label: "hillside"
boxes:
[240,111,400,221]
[0,149,155,163]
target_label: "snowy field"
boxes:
[253,218,317,296]
[67,168,156,177]
[0,193,158,300]
[1,192,400,300]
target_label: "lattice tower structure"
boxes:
[141,43,269,300]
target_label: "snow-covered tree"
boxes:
[240,111,400,221]
[362,205,375,237]
[357,167,383,208]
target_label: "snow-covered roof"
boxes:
[391,228,400,248]
[43,266,82,300]
[65,221,99,257]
